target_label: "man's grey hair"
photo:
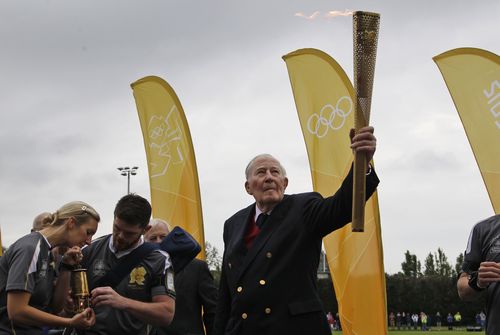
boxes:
[245,153,287,180]
[148,218,171,232]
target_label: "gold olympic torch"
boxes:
[70,268,91,313]
[352,11,380,232]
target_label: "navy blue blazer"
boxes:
[213,168,379,335]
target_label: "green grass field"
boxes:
[387,332,483,335]
[332,330,484,335]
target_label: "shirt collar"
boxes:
[108,235,144,259]
[37,231,52,250]
[254,205,272,222]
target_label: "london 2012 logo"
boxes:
[307,96,353,138]
[147,105,185,178]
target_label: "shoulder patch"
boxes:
[165,268,175,297]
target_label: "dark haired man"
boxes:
[80,194,175,334]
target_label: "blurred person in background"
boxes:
[145,218,217,335]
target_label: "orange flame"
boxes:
[325,10,353,17]
[295,9,353,20]
[294,11,321,20]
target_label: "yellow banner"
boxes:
[283,49,386,334]
[131,76,205,258]
[434,48,500,214]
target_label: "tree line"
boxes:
[386,248,486,326]
[205,243,486,326]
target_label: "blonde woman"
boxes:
[0,201,100,334]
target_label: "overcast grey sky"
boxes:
[0,0,498,274]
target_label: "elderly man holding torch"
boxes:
[213,126,379,335]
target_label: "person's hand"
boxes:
[478,261,500,288]
[349,126,377,163]
[62,290,75,316]
[70,307,95,329]
[91,286,128,309]
[61,246,83,266]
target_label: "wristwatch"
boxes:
[467,271,485,291]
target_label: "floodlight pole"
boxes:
[117,166,139,194]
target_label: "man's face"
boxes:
[144,224,169,244]
[112,217,147,252]
[245,156,288,212]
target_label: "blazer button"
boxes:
[266,252,272,258]
[228,262,232,269]
[237,286,243,293]
[242,313,248,319]
[259,280,266,286]
[265,308,271,314]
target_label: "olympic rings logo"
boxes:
[307,96,353,138]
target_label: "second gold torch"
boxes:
[352,11,380,232]
[70,268,91,313]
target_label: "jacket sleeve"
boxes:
[461,220,486,274]
[304,164,380,237]
[198,260,218,335]
[213,222,231,335]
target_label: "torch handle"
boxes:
[352,93,368,232]
[352,151,367,232]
